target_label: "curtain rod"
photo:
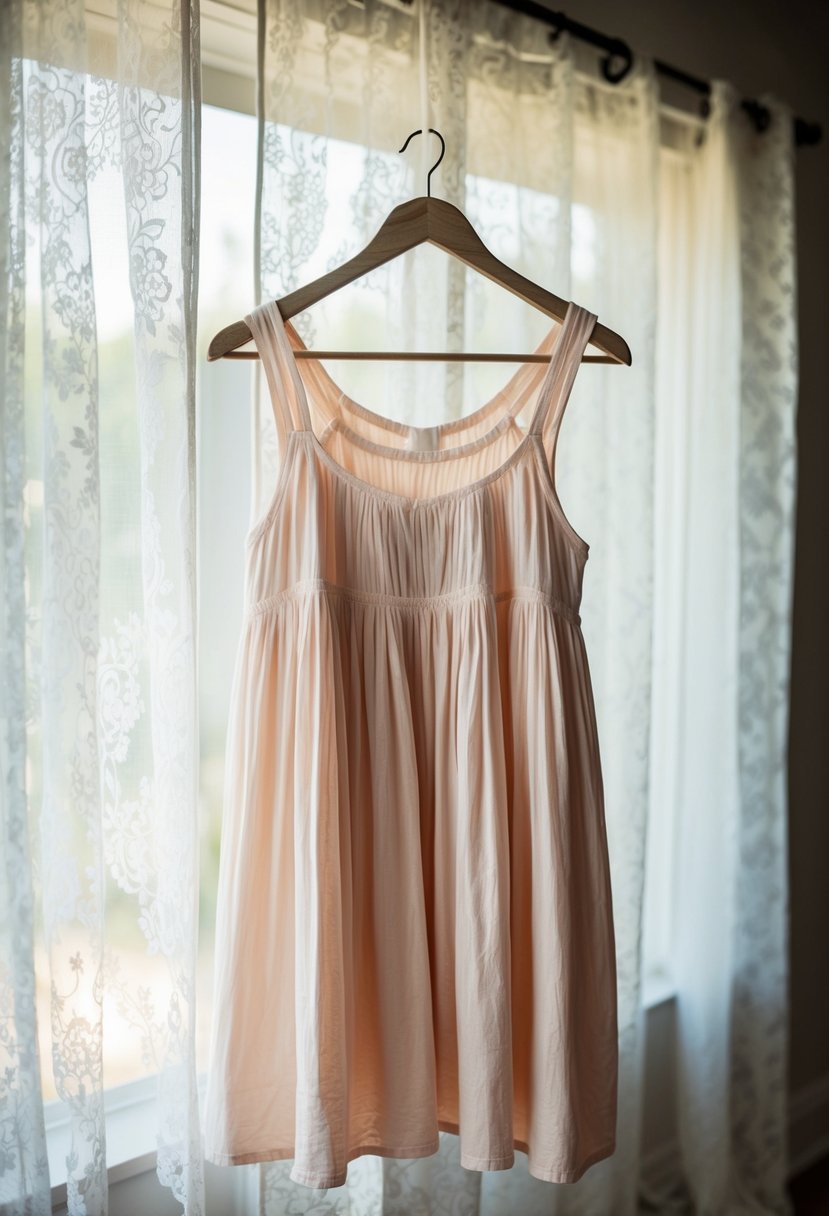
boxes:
[390,0,822,147]
[493,0,822,147]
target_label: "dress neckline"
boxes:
[283,309,571,444]
[319,409,519,463]
[278,300,579,509]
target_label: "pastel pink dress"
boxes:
[202,298,619,1190]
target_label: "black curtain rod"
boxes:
[474,0,823,147]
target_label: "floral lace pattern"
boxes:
[1,2,48,1213]
[730,85,797,1216]
[1,0,202,1213]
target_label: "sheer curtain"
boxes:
[0,1,797,1215]
[651,81,798,1216]
[247,3,797,1215]
[0,1,203,1213]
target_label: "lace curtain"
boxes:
[248,3,797,1214]
[1,0,203,1212]
[1,1,796,1215]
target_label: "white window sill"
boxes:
[46,1070,210,1208]
[641,964,677,1009]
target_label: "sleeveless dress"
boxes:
[202,298,619,1190]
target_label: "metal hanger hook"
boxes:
[398,127,445,198]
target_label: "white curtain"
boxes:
[651,81,798,1216]
[247,3,797,1215]
[0,1,203,1213]
[1,1,797,1214]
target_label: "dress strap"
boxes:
[527,302,598,443]
[244,299,314,438]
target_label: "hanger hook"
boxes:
[398,127,445,198]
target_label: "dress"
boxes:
[202,297,619,1190]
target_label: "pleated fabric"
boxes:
[202,297,619,1190]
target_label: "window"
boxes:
[38,3,692,1197]
[195,99,260,1084]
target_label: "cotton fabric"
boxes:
[202,298,619,1189]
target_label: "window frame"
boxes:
[38,2,689,1202]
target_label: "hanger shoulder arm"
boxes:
[590,320,632,366]
[207,318,254,361]
[424,199,631,366]
[280,199,432,318]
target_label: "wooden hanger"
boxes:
[207,128,632,367]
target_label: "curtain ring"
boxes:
[548,12,565,41]
[601,39,634,85]
[742,99,771,133]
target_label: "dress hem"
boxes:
[203,1123,617,1189]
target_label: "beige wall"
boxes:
[551,0,829,1169]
